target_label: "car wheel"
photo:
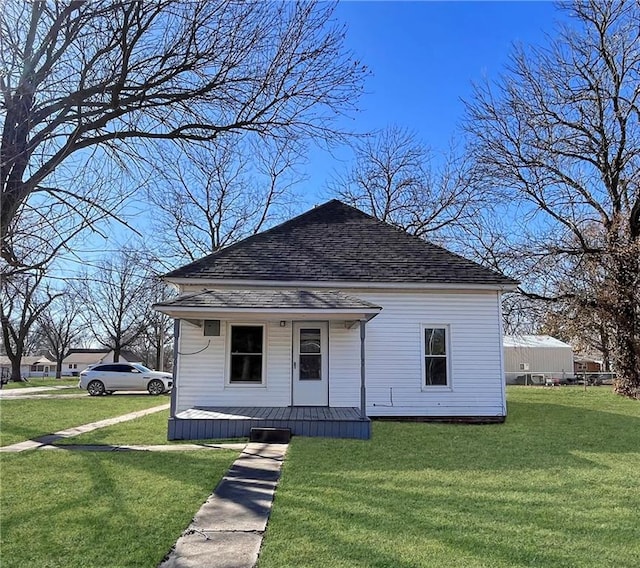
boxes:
[87,380,106,396]
[147,379,165,395]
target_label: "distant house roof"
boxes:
[64,349,110,365]
[164,200,518,288]
[63,349,142,364]
[119,351,142,363]
[0,356,55,366]
[503,335,573,349]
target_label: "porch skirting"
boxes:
[169,406,371,440]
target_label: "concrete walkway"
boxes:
[1,396,289,567]
[0,403,170,452]
[159,442,288,568]
[40,443,247,452]
[1,393,88,400]
[0,385,76,398]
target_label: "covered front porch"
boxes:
[169,405,371,440]
[154,288,383,441]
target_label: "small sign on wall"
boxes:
[204,320,221,336]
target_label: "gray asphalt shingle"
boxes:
[164,200,517,286]
[155,289,382,311]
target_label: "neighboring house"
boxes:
[154,200,518,440]
[573,355,604,374]
[503,335,574,385]
[0,355,57,379]
[61,349,142,376]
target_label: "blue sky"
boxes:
[301,0,563,204]
[61,1,566,273]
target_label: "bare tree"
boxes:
[147,137,300,264]
[130,276,175,371]
[0,271,60,381]
[1,0,367,269]
[329,126,482,240]
[465,0,640,396]
[540,305,615,371]
[74,250,154,362]
[37,288,84,379]
[0,172,137,278]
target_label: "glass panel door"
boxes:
[292,322,328,405]
[299,328,322,380]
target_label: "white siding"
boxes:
[173,287,506,417]
[175,318,291,412]
[336,289,506,417]
[328,321,361,407]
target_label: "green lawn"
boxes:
[1,377,79,389]
[17,387,86,396]
[0,395,169,446]
[259,387,640,568]
[53,408,245,446]
[0,450,237,568]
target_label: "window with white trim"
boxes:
[423,326,449,387]
[229,324,265,383]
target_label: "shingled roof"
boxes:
[164,200,517,287]
[156,289,382,311]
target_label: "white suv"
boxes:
[79,363,173,396]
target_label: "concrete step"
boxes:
[249,427,291,443]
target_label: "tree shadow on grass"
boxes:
[291,400,640,474]
[259,399,640,568]
[0,450,237,568]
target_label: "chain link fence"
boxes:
[506,371,616,386]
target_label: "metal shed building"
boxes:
[503,335,574,385]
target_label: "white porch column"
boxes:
[169,319,180,418]
[359,319,367,419]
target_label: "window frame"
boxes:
[420,324,452,390]
[225,322,267,387]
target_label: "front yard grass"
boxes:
[1,377,79,389]
[0,449,237,568]
[54,408,246,446]
[0,395,169,446]
[259,387,640,568]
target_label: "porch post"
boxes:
[169,319,180,418]
[359,319,367,419]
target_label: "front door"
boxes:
[292,322,329,406]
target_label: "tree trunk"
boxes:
[611,250,640,398]
[113,348,120,363]
[612,300,640,397]
[155,338,162,371]
[10,359,24,382]
[55,356,63,379]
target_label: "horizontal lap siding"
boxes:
[329,321,361,407]
[355,290,505,417]
[176,320,291,412]
[172,287,505,418]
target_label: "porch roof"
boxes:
[153,288,382,320]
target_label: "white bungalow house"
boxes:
[61,349,142,376]
[154,200,518,440]
[0,355,57,380]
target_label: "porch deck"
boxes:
[169,406,371,440]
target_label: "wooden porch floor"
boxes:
[169,406,370,440]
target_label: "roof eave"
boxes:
[162,277,519,292]
[152,304,381,322]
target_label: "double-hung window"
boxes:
[423,326,449,387]
[229,325,265,384]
